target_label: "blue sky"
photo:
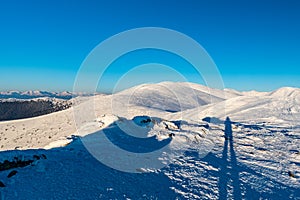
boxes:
[0,0,299,92]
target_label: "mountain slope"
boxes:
[113,82,234,113]
[0,98,72,121]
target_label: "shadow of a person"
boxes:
[218,117,242,199]
[225,117,233,140]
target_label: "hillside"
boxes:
[0,98,72,121]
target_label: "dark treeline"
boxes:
[0,99,71,121]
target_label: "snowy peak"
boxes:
[224,88,269,97]
[113,82,300,114]
[0,90,94,100]
[225,87,300,98]
[114,82,228,112]
[269,87,300,98]
[179,82,240,99]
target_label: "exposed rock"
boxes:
[288,171,296,178]
[0,181,5,187]
[7,170,18,178]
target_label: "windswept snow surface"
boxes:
[0,82,300,199]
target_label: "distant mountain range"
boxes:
[0,90,96,100]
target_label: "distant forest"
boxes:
[0,99,71,121]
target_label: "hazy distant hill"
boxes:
[0,90,92,100]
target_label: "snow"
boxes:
[113,82,227,113]
[270,87,300,98]
[0,82,300,199]
[43,137,73,149]
[0,90,100,100]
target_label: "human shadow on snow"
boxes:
[201,116,300,199]
[218,117,242,199]
[1,116,299,199]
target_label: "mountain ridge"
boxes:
[2,82,299,100]
[0,90,98,100]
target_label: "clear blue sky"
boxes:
[0,0,299,92]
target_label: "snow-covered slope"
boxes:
[113,82,235,113]
[0,82,299,199]
[270,87,300,99]
[174,94,300,126]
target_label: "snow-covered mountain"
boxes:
[111,82,239,115]
[0,90,94,100]
[0,82,299,199]
[270,87,300,99]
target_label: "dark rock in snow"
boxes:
[288,171,296,178]
[7,170,18,178]
[0,181,5,187]
[169,133,175,138]
[33,155,40,160]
